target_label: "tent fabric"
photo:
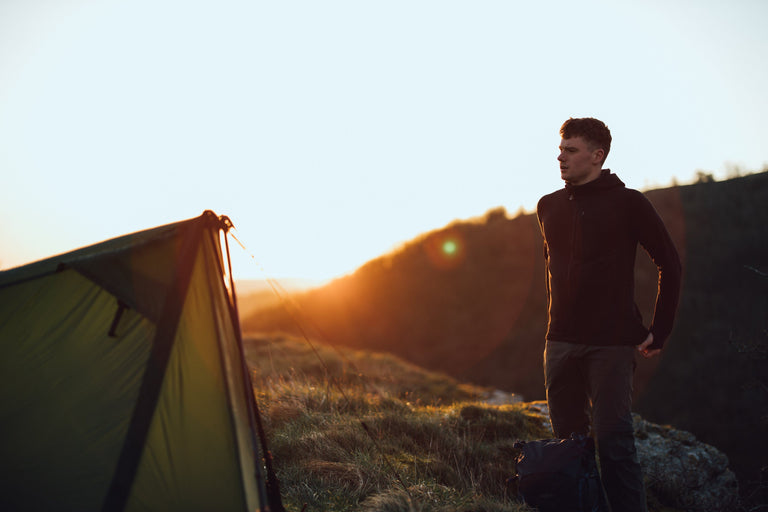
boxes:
[0,211,271,512]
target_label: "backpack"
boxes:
[511,434,608,512]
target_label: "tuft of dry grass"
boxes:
[246,333,484,406]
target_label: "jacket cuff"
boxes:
[648,329,666,350]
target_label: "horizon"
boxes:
[0,168,760,284]
[2,0,767,281]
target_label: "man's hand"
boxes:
[637,332,661,359]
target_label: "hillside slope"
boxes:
[242,171,768,487]
[247,334,740,511]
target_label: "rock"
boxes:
[633,414,739,512]
[482,389,524,406]
[524,400,553,432]
[515,404,740,511]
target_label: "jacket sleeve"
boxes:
[537,199,552,330]
[632,192,683,349]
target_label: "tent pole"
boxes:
[223,226,287,512]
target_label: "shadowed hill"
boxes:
[242,171,768,487]
[635,172,768,490]
[243,209,547,399]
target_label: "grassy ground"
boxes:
[245,333,692,512]
[246,333,551,511]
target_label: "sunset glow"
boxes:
[1,0,766,282]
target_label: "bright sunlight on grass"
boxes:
[246,334,553,511]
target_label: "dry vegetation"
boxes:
[244,334,693,512]
[245,334,551,512]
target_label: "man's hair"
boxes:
[560,117,612,163]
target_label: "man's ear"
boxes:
[592,148,605,165]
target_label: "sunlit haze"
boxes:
[2,0,767,281]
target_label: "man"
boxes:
[536,117,682,511]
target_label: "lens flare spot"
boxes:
[424,230,466,270]
[442,239,458,257]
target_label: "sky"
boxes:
[1,0,767,282]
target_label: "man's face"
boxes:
[557,136,602,186]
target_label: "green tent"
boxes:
[0,211,281,511]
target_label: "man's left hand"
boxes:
[637,332,661,359]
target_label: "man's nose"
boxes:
[557,152,565,161]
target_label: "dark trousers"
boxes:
[544,340,647,512]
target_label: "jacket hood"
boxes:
[565,169,625,197]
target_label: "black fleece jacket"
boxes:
[536,170,682,350]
